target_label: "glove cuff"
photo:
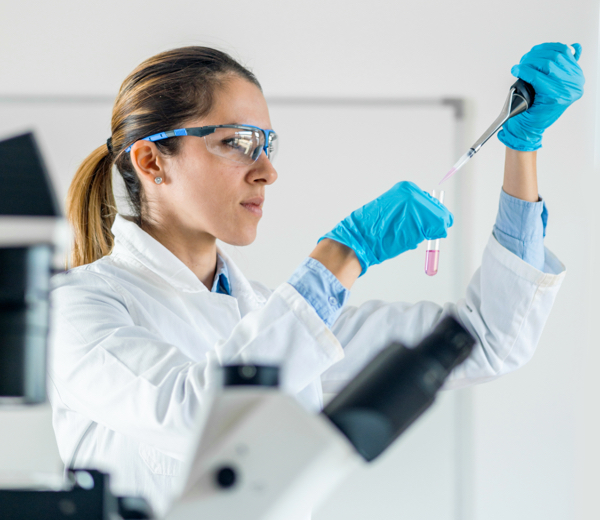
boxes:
[497,123,543,152]
[320,219,377,277]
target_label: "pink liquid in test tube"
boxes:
[425,249,440,276]
[425,189,444,276]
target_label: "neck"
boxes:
[141,219,218,290]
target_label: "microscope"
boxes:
[0,132,152,519]
[0,131,62,406]
[167,316,474,520]
[0,132,476,519]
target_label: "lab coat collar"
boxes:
[111,215,264,308]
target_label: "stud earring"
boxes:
[154,177,163,185]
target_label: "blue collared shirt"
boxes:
[211,254,231,295]
[212,189,547,327]
[493,188,547,271]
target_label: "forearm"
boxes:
[309,238,362,290]
[496,147,547,271]
[503,148,538,202]
[284,240,360,330]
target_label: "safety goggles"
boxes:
[124,124,278,165]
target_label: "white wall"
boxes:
[0,0,598,518]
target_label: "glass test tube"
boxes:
[425,189,444,276]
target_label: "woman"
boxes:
[48,44,584,514]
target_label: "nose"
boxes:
[247,151,278,185]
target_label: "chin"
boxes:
[222,228,257,247]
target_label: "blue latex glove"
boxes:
[319,181,453,276]
[498,42,585,152]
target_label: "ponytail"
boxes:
[66,144,116,268]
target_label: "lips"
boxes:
[241,197,264,207]
[240,197,264,217]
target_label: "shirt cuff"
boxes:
[493,188,548,272]
[287,257,350,328]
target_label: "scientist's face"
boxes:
[147,75,278,246]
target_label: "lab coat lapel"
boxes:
[112,215,207,293]
[217,247,266,317]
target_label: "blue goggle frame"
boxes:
[124,124,278,162]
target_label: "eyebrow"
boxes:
[220,122,275,131]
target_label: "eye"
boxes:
[222,138,242,150]
[223,136,253,154]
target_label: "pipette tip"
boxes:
[438,167,456,185]
[438,149,476,184]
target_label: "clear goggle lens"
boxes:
[204,127,278,165]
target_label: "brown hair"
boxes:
[66,47,261,268]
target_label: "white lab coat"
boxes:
[48,214,565,515]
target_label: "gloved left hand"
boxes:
[498,42,585,152]
[319,181,453,276]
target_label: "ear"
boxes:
[129,140,165,183]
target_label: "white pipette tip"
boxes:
[438,167,456,185]
[438,149,475,185]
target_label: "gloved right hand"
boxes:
[319,181,453,276]
[498,42,585,151]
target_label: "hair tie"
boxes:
[106,137,113,156]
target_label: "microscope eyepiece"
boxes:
[323,316,475,461]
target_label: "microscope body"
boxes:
[168,378,361,520]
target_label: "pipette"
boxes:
[439,45,578,185]
[425,189,444,276]
[439,78,535,184]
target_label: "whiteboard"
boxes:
[0,98,464,520]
